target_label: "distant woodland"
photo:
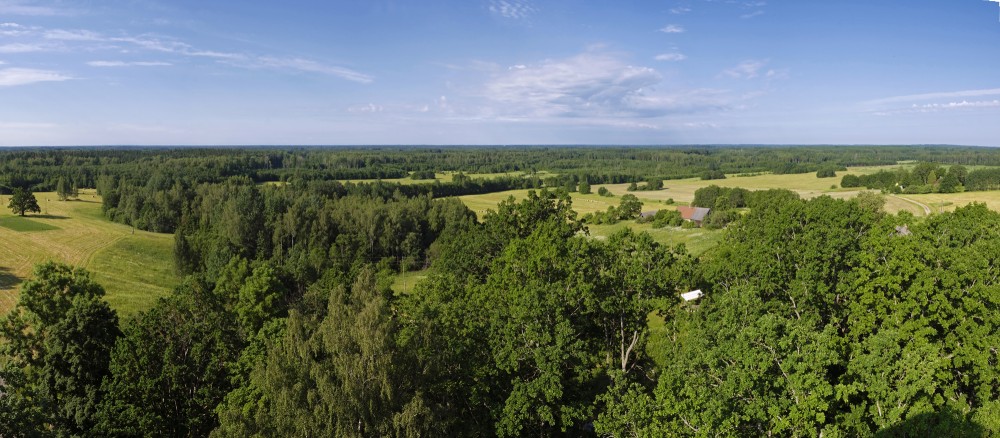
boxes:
[3,145,1000,436]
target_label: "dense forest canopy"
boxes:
[4,145,1000,436]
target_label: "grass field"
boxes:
[391,269,429,295]
[0,190,179,316]
[339,170,558,185]
[452,165,1000,255]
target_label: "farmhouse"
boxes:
[675,206,711,226]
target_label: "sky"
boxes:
[1,0,1000,146]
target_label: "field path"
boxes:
[892,195,932,216]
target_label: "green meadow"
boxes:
[0,190,180,316]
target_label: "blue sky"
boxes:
[1,0,1000,146]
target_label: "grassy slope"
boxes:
[0,190,179,316]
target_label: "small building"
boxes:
[639,210,658,219]
[681,289,704,302]
[676,206,711,226]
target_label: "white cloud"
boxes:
[0,22,32,36]
[721,59,767,79]
[0,2,64,16]
[659,24,685,33]
[252,57,373,83]
[0,42,48,53]
[44,29,102,41]
[874,100,1000,116]
[349,103,384,113]
[0,23,374,83]
[655,53,687,62]
[87,60,172,67]
[479,50,747,122]
[741,10,764,19]
[866,88,1000,106]
[670,7,691,14]
[765,68,789,79]
[489,0,536,19]
[484,52,663,117]
[0,67,71,86]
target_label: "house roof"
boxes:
[640,210,658,218]
[681,289,704,301]
[676,206,711,222]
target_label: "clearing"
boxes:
[0,190,180,316]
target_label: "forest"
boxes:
[3,145,1000,436]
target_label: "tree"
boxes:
[0,262,119,436]
[8,187,41,216]
[215,267,428,437]
[841,174,861,188]
[617,194,643,220]
[57,176,70,201]
[578,179,592,195]
[97,283,239,436]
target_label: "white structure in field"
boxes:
[681,289,704,302]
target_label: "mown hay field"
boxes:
[0,190,179,316]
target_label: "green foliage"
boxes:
[8,188,41,216]
[578,178,591,195]
[700,170,726,180]
[692,185,749,209]
[617,194,642,220]
[97,283,239,436]
[0,262,119,436]
[214,266,429,437]
[597,186,612,197]
[650,209,684,228]
[841,173,861,188]
[409,170,436,180]
[816,167,837,178]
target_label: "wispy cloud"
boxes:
[670,6,691,14]
[721,59,767,79]
[252,57,373,83]
[1,22,33,36]
[43,29,102,41]
[480,50,743,121]
[866,88,1000,106]
[489,0,536,20]
[2,23,374,83]
[87,60,172,67]
[348,103,384,113]
[484,51,662,117]
[0,67,71,86]
[0,42,49,53]
[659,24,685,33]
[741,10,764,19]
[655,52,687,62]
[874,100,1000,116]
[0,1,66,16]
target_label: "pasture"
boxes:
[0,190,179,316]
[453,164,1000,254]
